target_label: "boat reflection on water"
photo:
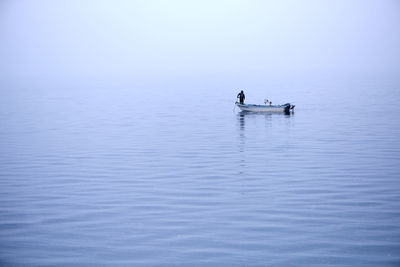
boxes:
[237,109,294,131]
[236,110,294,142]
[236,110,294,174]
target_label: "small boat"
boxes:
[236,102,295,113]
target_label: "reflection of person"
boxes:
[237,90,245,104]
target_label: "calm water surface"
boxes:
[1,73,400,266]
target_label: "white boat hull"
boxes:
[236,103,294,113]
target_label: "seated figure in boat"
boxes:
[237,90,245,104]
[264,99,272,106]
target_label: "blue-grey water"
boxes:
[1,73,400,266]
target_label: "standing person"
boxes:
[237,90,245,104]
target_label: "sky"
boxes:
[0,0,399,84]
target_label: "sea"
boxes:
[1,72,400,266]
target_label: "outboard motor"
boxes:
[283,103,291,113]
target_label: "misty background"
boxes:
[1,0,399,87]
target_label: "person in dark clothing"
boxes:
[237,90,245,104]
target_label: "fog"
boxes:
[1,0,399,85]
